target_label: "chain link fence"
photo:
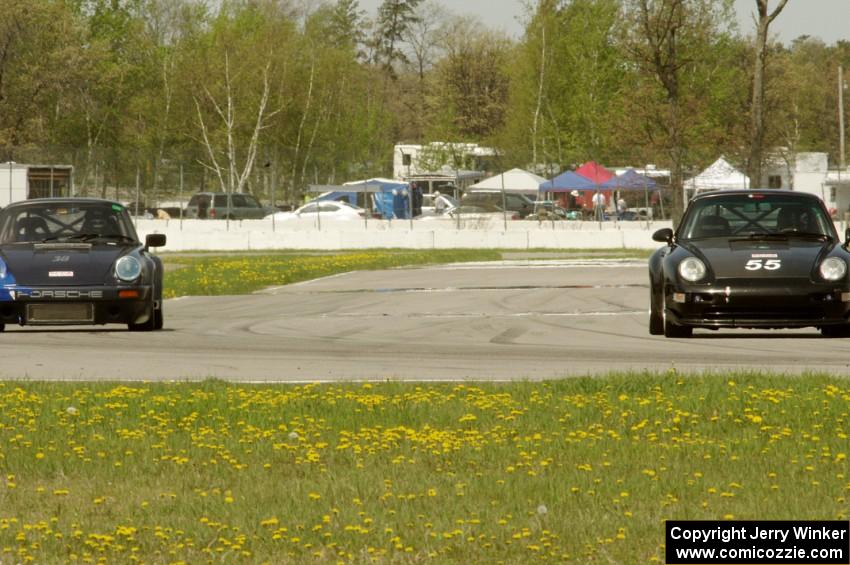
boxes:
[1,145,296,213]
[1,145,673,226]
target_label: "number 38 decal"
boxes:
[745,259,781,270]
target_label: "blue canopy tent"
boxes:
[311,179,410,219]
[308,178,409,219]
[351,179,410,219]
[537,171,597,219]
[599,169,658,190]
[314,190,359,206]
[539,171,596,193]
[600,169,659,222]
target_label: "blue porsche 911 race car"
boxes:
[649,190,850,338]
[0,198,166,331]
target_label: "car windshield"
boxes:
[231,194,262,208]
[678,194,835,240]
[0,202,139,244]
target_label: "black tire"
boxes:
[153,303,164,330]
[152,260,164,331]
[128,302,156,332]
[649,284,664,335]
[821,325,850,338]
[0,323,5,332]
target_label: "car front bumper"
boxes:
[0,285,154,326]
[664,279,850,329]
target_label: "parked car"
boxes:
[649,189,850,338]
[185,192,274,219]
[0,198,166,331]
[268,200,367,221]
[461,190,536,218]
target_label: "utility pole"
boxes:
[838,65,844,170]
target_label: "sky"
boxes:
[354,0,850,45]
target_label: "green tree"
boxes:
[390,1,448,143]
[428,17,511,140]
[371,0,423,76]
[174,1,291,198]
[321,0,367,57]
[620,0,744,219]
[746,0,789,187]
[769,38,846,169]
[0,1,84,156]
[57,0,160,197]
[499,0,626,172]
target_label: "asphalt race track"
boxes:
[2,259,849,381]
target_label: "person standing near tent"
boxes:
[433,191,448,214]
[411,182,423,217]
[198,194,210,219]
[592,191,606,220]
[617,195,627,219]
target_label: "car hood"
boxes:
[1,242,131,285]
[682,237,831,278]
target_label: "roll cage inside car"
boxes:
[0,203,138,244]
[678,194,835,240]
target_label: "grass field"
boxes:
[159,249,650,298]
[1,373,846,563]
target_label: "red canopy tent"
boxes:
[575,161,615,184]
[573,161,615,209]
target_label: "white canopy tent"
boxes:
[684,157,750,192]
[683,157,750,212]
[468,168,549,196]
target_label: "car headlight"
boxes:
[819,257,847,281]
[115,256,142,282]
[0,257,6,280]
[678,257,707,282]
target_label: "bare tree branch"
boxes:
[194,95,226,192]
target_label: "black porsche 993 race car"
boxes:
[649,190,850,338]
[0,198,166,331]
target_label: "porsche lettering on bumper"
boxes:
[0,286,154,326]
[14,289,104,299]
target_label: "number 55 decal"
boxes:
[745,259,781,270]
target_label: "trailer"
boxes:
[0,162,74,207]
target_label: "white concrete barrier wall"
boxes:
[133,218,677,251]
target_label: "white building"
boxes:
[685,151,849,215]
[763,152,850,214]
[0,162,74,206]
[791,152,850,214]
[393,142,495,180]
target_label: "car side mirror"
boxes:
[652,227,674,244]
[145,233,166,249]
